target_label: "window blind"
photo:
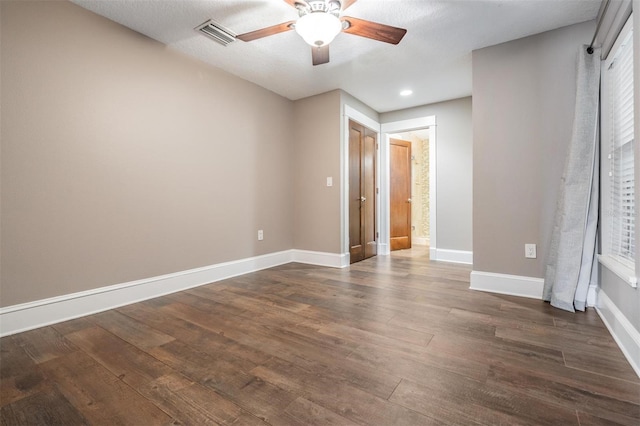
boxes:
[609,26,634,265]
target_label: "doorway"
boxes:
[381,116,436,259]
[349,119,377,263]
[389,130,431,249]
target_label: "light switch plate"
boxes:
[525,243,536,259]
[326,177,333,187]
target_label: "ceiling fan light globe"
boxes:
[295,12,342,47]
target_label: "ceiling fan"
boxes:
[236,0,407,66]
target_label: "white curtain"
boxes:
[543,46,601,312]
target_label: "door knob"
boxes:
[361,196,366,202]
[408,198,412,203]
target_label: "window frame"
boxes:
[599,14,637,288]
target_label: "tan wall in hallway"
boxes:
[405,133,430,243]
[1,1,295,306]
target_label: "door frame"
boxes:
[380,116,437,258]
[342,106,382,260]
[341,107,437,260]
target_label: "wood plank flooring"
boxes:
[2,248,639,425]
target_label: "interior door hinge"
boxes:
[376,143,379,150]
[376,188,379,194]
[376,232,379,239]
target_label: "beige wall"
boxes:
[1,1,295,306]
[472,21,595,278]
[381,97,473,252]
[292,91,342,253]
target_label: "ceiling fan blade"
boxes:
[341,0,358,11]
[283,0,309,9]
[312,45,330,66]
[341,16,407,45]
[236,21,295,42]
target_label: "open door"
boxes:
[390,138,411,251]
[349,120,377,263]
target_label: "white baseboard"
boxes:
[431,248,473,265]
[378,243,390,256]
[586,284,598,307]
[0,249,346,337]
[470,271,544,299]
[596,289,640,378]
[291,250,349,268]
[413,237,429,246]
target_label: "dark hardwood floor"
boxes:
[2,248,639,425]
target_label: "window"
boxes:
[601,14,636,286]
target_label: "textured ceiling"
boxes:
[71,0,601,113]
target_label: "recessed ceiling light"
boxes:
[400,89,413,96]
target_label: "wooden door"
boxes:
[349,120,377,263]
[390,138,412,251]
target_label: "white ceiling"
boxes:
[71,0,601,113]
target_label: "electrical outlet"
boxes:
[525,243,537,259]
[258,230,264,241]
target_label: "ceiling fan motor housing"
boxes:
[298,0,341,17]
